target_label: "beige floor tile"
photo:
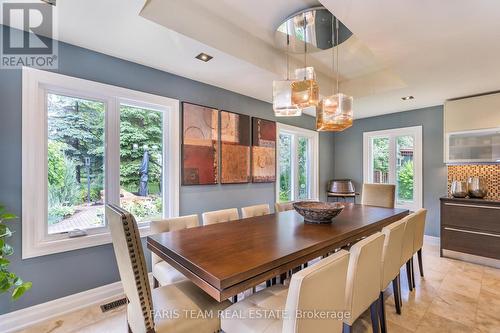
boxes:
[428,289,478,327]
[475,309,500,333]
[415,312,474,333]
[482,270,500,297]
[440,267,483,298]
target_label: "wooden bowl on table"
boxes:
[293,201,345,224]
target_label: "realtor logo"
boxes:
[1,1,58,69]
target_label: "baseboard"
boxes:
[0,279,125,333]
[424,235,440,245]
[442,249,500,269]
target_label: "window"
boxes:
[363,126,422,211]
[22,67,180,258]
[277,123,319,202]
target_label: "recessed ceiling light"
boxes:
[401,95,414,100]
[195,53,213,62]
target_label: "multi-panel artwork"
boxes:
[251,117,277,183]
[181,102,276,185]
[220,111,251,184]
[181,103,219,185]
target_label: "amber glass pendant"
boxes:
[316,93,353,131]
[273,80,302,117]
[291,79,319,108]
[291,67,319,108]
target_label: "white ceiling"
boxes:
[3,0,500,119]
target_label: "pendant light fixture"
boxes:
[290,13,319,109]
[316,17,353,131]
[272,23,302,117]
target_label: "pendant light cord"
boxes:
[336,17,340,94]
[303,13,307,80]
[286,24,290,80]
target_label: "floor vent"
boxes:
[100,297,128,313]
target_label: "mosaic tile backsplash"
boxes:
[447,164,500,200]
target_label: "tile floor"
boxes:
[15,238,500,333]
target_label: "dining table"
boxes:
[147,203,409,302]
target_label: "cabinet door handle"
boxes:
[444,203,500,210]
[444,227,500,238]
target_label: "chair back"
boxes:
[283,250,350,333]
[241,204,270,218]
[202,208,239,225]
[380,218,407,290]
[275,201,295,213]
[344,232,386,324]
[106,204,154,333]
[150,214,199,265]
[413,208,427,253]
[401,212,418,264]
[361,183,396,208]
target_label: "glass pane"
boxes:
[279,133,292,202]
[371,137,389,184]
[396,135,415,203]
[120,105,164,223]
[449,130,500,161]
[297,137,309,199]
[47,93,105,234]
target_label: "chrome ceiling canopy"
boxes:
[275,6,352,54]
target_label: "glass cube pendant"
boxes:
[316,93,353,131]
[272,80,302,117]
[291,67,320,108]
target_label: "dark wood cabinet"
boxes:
[441,197,500,260]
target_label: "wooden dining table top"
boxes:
[147,203,409,301]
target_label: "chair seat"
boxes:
[153,261,188,286]
[221,285,288,333]
[134,280,231,333]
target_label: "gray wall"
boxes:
[333,106,447,237]
[0,25,334,314]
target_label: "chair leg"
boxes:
[280,273,287,284]
[153,277,159,289]
[303,262,308,268]
[128,323,132,333]
[343,323,352,333]
[271,277,277,285]
[266,280,271,288]
[417,249,424,277]
[379,292,387,333]
[392,275,401,315]
[410,257,416,289]
[370,300,380,333]
[232,295,238,303]
[406,261,413,291]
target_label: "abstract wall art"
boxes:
[251,117,276,183]
[220,110,251,184]
[181,102,219,185]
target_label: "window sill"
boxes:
[22,225,152,259]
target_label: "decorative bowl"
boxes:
[293,201,345,224]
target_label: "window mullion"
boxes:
[105,97,120,208]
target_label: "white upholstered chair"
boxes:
[343,232,386,333]
[379,218,407,332]
[412,208,428,279]
[275,201,295,213]
[401,212,418,291]
[202,208,239,225]
[361,184,396,209]
[150,215,199,288]
[106,204,230,333]
[221,250,350,333]
[241,204,271,218]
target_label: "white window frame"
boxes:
[276,123,319,202]
[22,67,180,259]
[363,126,423,211]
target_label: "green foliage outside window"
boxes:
[398,161,414,201]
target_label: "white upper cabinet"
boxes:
[444,93,500,163]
